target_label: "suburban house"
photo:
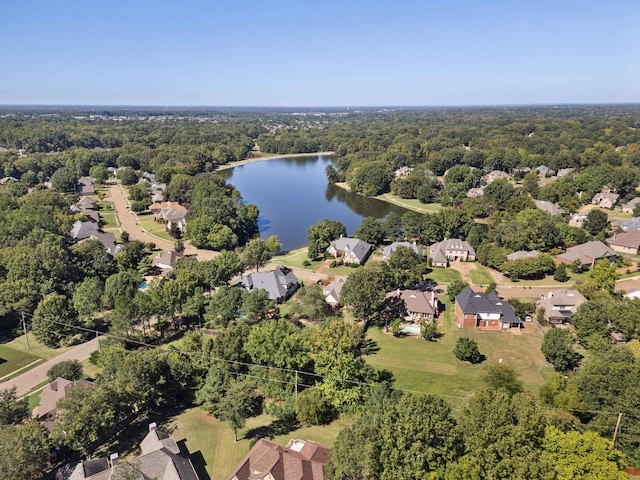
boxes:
[556,168,574,177]
[568,212,588,228]
[152,202,188,232]
[395,166,414,177]
[454,286,522,331]
[227,438,330,480]
[484,170,511,183]
[535,289,587,324]
[323,279,345,307]
[77,196,97,209]
[381,241,423,262]
[70,422,199,480]
[36,377,93,432]
[70,220,100,241]
[87,232,121,256]
[613,217,640,232]
[466,187,485,197]
[326,236,372,265]
[607,230,640,254]
[383,288,439,322]
[534,200,564,216]
[241,266,299,302]
[152,250,183,272]
[79,209,100,223]
[76,176,95,196]
[430,239,476,268]
[536,165,555,177]
[506,250,540,261]
[592,190,620,209]
[555,241,617,268]
[622,197,640,214]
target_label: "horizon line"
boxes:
[1,102,639,110]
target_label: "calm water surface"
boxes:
[218,155,409,251]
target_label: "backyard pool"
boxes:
[139,282,148,291]
[401,324,421,335]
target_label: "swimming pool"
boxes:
[139,282,148,290]
[401,324,421,335]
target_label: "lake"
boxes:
[218,154,410,251]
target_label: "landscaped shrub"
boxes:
[454,337,482,364]
[330,260,337,268]
[349,263,360,268]
[302,260,311,267]
[295,388,336,426]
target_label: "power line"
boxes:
[22,312,640,422]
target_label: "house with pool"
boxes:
[454,286,522,332]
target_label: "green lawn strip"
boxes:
[171,408,347,480]
[0,346,41,378]
[427,268,463,284]
[3,334,74,361]
[376,194,442,214]
[100,212,119,228]
[97,200,115,213]
[468,265,494,286]
[272,248,323,270]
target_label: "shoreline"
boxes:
[216,151,335,171]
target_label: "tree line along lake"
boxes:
[217,154,410,251]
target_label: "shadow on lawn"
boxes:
[244,417,299,447]
[177,439,211,480]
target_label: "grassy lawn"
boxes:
[0,345,41,378]
[376,193,442,214]
[271,248,323,271]
[97,200,115,212]
[100,212,119,228]
[137,214,175,241]
[427,268,463,284]
[364,297,553,405]
[3,333,75,361]
[468,265,494,286]
[171,407,349,480]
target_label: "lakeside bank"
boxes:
[216,151,335,171]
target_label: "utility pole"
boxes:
[295,370,298,399]
[612,413,623,445]
[22,312,30,350]
[96,331,101,351]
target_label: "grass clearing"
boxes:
[272,248,323,271]
[0,345,40,378]
[468,265,494,286]
[427,268,463,284]
[100,212,119,228]
[3,334,75,361]
[364,297,553,405]
[171,407,348,480]
[376,194,442,214]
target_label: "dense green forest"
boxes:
[1,106,640,478]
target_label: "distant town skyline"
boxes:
[1,0,638,106]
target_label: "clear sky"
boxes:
[1,0,638,106]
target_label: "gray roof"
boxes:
[534,200,563,216]
[242,267,299,300]
[456,287,520,323]
[506,250,540,261]
[430,239,475,265]
[327,237,372,263]
[623,197,640,211]
[71,220,100,240]
[613,217,640,231]
[382,241,423,261]
[76,176,95,196]
[89,232,117,250]
[556,241,616,265]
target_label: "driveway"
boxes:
[0,337,101,397]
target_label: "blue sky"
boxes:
[1,0,638,106]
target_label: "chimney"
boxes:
[149,422,158,432]
[109,453,119,468]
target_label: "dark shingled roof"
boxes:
[455,287,520,323]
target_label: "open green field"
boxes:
[364,297,553,403]
[272,248,323,271]
[376,193,442,214]
[3,333,75,361]
[468,265,494,286]
[0,345,40,378]
[171,408,349,480]
[427,268,463,284]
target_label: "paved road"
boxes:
[0,338,101,396]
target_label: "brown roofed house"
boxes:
[592,190,620,209]
[36,377,93,432]
[555,241,617,268]
[152,250,183,272]
[535,289,587,324]
[622,197,640,214]
[607,230,640,255]
[227,438,330,480]
[383,288,439,322]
